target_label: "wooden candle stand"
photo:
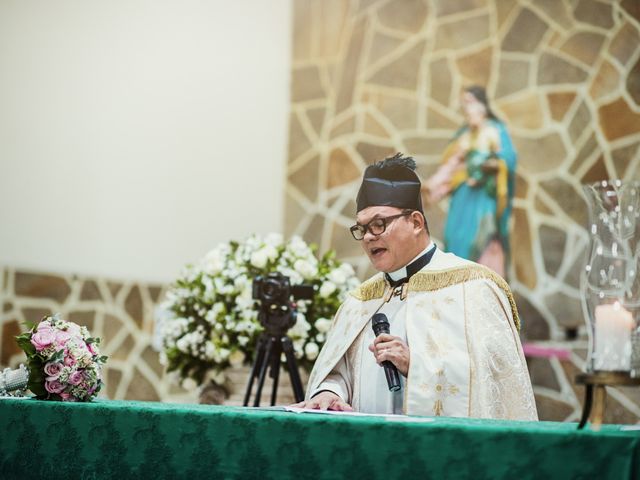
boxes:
[575,371,640,429]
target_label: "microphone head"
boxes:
[371,313,390,336]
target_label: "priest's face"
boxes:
[356,205,426,273]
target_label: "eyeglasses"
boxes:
[350,212,412,241]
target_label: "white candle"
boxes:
[593,302,634,371]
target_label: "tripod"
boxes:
[243,311,305,407]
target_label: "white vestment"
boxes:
[306,248,538,420]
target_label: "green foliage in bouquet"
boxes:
[160,234,360,387]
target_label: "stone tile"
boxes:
[581,155,611,184]
[148,286,163,303]
[68,310,96,332]
[547,92,576,122]
[105,368,122,399]
[515,172,528,200]
[330,114,356,139]
[513,133,566,174]
[112,334,135,361]
[433,0,486,17]
[598,97,640,142]
[434,13,489,51]
[290,155,320,202]
[292,0,312,62]
[429,58,453,107]
[426,107,458,130]
[512,208,537,290]
[315,0,350,58]
[540,178,588,226]
[284,192,307,239]
[537,52,588,85]
[306,107,326,137]
[560,31,606,67]
[533,0,572,29]
[364,113,390,137]
[367,31,404,67]
[603,394,640,425]
[141,345,164,378]
[80,280,102,301]
[628,57,640,107]
[423,202,446,241]
[456,46,493,87]
[527,356,561,391]
[304,215,325,246]
[495,59,529,99]
[292,65,325,103]
[534,196,553,215]
[371,94,420,131]
[3,302,13,313]
[355,142,395,164]
[495,0,517,28]
[21,307,52,325]
[515,292,549,341]
[544,291,584,329]
[569,133,599,175]
[340,198,358,219]
[125,286,144,328]
[589,60,621,101]
[534,392,575,422]
[497,93,544,130]
[103,313,124,344]
[1,319,22,365]
[327,148,361,189]
[568,101,591,144]
[331,221,367,258]
[403,135,450,156]
[621,0,640,22]
[125,368,160,401]
[502,8,548,53]
[14,272,70,303]
[564,246,587,290]
[573,0,614,29]
[107,281,122,300]
[539,224,566,277]
[288,113,313,161]
[336,19,366,114]
[609,22,640,66]
[612,143,639,179]
[378,0,428,33]
[368,41,426,90]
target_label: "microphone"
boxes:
[371,313,401,392]
[0,364,29,397]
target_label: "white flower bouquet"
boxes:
[160,233,360,388]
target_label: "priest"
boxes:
[294,153,537,419]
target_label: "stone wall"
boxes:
[285,0,640,421]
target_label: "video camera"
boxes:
[252,272,314,335]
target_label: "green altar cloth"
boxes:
[0,398,638,479]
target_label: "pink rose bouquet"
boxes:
[15,314,107,401]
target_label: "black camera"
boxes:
[252,272,314,335]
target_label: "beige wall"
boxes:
[0,0,291,283]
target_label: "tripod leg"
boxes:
[253,336,274,407]
[270,341,282,406]
[243,334,267,407]
[282,337,305,402]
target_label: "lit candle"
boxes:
[593,302,634,371]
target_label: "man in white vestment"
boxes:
[294,153,538,420]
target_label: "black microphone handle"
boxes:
[382,360,401,392]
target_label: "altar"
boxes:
[0,398,638,479]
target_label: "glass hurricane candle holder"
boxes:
[581,180,640,376]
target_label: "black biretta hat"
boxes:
[356,153,424,213]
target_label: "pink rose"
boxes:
[64,354,77,367]
[31,327,56,351]
[45,379,65,394]
[68,370,84,385]
[87,342,98,356]
[55,330,71,348]
[43,362,63,379]
[60,393,77,402]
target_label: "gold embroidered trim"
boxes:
[350,265,520,330]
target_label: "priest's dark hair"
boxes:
[356,152,429,234]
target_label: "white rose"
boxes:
[305,342,319,360]
[294,259,317,279]
[214,371,226,385]
[265,233,283,247]
[203,248,226,275]
[250,250,268,268]
[328,268,347,285]
[229,350,246,368]
[319,281,337,298]
[263,244,279,262]
[182,377,197,391]
[314,318,332,333]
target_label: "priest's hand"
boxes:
[369,334,410,377]
[290,391,353,411]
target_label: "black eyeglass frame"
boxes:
[349,211,413,241]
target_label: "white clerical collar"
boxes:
[387,242,436,282]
